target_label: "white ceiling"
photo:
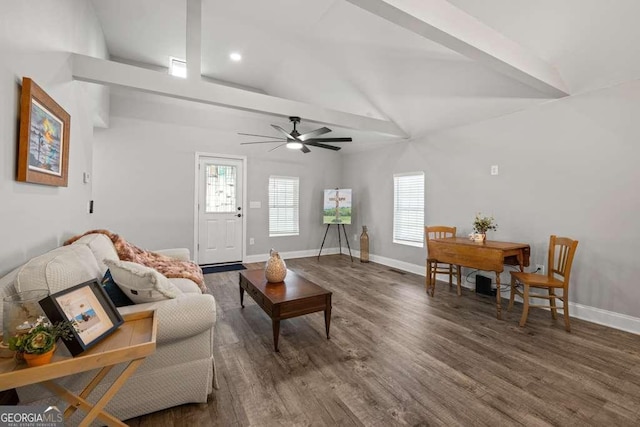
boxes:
[89,0,640,147]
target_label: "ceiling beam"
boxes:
[71,53,409,137]
[346,0,569,97]
[186,0,201,80]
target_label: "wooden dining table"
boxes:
[428,237,530,319]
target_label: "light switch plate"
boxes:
[249,201,261,209]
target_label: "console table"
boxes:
[0,310,157,426]
[428,238,530,319]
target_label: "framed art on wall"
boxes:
[17,77,71,186]
[39,280,124,356]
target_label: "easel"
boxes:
[318,223,353,262]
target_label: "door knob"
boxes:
[237,213,242,217]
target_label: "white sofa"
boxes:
[0,233,217,423]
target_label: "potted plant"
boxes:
[8,316,76,367]
[472,213,498,242]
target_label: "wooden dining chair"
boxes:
[509,235,579,331]
[425,226,461,297]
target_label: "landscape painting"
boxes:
[323,188,352,224]
[28,99,64,176]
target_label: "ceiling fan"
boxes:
[239,116,352,153]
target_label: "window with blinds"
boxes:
[393,172,425,247]
[269,176,300,237]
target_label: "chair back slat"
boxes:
[548,235,579,286]
[425,226,456,256]
[424,225,461,296]
[425,226,456,241]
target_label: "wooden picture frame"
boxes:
[17,77,70,186]
[39,280,124,356]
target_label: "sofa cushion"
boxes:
[70,233,118,276]
[104,259,181,304]
[15,245,101,295]
[168,278,203,294]
[101,269,135,307]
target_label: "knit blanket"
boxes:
[65,229,206,293]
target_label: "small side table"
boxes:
[0,310,157,427]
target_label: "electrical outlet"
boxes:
[354,234,358,241]
[490,165,499,175]
[249,238,255,245]
[535,264,545,275]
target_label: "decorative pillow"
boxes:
[101,269,134,307]
[104,259,181,304]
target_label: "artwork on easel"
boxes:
[323,189,352,224]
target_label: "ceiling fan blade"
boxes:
[305,137,352,143]
[298,127,331,142]
[305,142,341,151]
[240,140,288,144]
[300,144,311,153]
[271,125,295,140]
[268,143,288,152]
[238,132,286,140]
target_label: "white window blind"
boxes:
[269,176,299,237]
[393,172,425,247]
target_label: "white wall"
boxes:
[91,93,344,257]
[343,78,640,319]
[3,1,637,331]
[0,1,107,276]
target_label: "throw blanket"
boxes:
[65,229,206,293]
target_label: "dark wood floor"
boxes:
[129,255,640,426]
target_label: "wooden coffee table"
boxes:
[239,269,332,352]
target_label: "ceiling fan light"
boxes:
[286,141,303,150]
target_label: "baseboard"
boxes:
[249,248,640,335]
[567,303,640,335]
[357,250,640,335]
[346,249,424,275]
[370,254,425,276]
[244,247,340,264]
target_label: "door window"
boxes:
[205,164,237,213]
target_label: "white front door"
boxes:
[197,156,243,264]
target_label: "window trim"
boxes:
[268,175,300,237]
[393,171,425,248]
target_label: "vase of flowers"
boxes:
[472,213,498,242]
[8,316,76,367]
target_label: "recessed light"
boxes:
[169,57,187,78]
[229,52,242,62]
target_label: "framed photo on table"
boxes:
[17,77,71,186]
[39,280,124,356]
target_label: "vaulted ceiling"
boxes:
[88,0,640,147]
